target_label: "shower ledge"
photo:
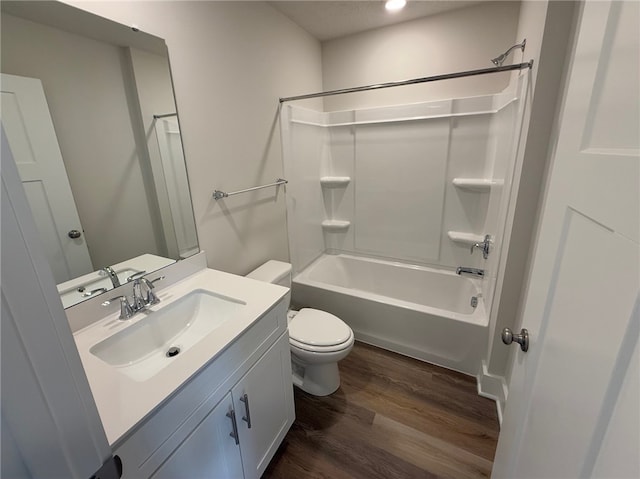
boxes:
[320,176,351,188]
[447,231,485,245]
[322,220,351,232]
[452,178,502,192]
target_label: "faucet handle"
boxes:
[102,295,134,319]
[142,275,165,289]
[140,277,164,306]
[82,287,107,298]
[126,270,147,282]
[470,235,492,259]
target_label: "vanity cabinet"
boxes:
[151,392,244,479]
[114,299,294,479]
[231,331,294,478]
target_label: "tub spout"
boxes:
[456,267,485,277]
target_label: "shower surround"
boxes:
[280,77,527,375]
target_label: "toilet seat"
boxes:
[290,331,354,354]
[288,308,353,353]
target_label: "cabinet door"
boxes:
[151,392,244,479]
[232,333,295,479]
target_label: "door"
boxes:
[492,1,639,478]
[150,393,244,479]
[2,128,117,478]
[1,73,93,283]
[232,333,295,479]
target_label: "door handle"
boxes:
[68,229,82,239]
[502,327,529,352]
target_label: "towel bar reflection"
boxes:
[213,178,288,200]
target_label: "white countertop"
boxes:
[73,268,288,445]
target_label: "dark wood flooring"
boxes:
[263,341,500,479]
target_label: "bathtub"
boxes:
[292,254,488,375]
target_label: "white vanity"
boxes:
[71,254,294,479]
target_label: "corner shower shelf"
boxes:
[452,178,497,192]
[320,176,351,188]
[321,220,351,232]
[447,231,485,246]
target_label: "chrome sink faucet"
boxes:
[103,272,164,320]
[129,271,162,308]
[101,266,121,288]
[456,267,485,278]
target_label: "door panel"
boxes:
[1,73,93,282]
[492,1,639,477]
[232,333,295,479]
[150,393,244,479]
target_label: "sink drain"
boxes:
[166,346,180,358]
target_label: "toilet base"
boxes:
[291,359,340,396]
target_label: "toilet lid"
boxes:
[288,308,352,347]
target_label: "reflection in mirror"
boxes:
[0,1,199,307]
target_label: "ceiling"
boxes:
[269,1,483,42]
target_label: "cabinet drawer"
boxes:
[114,299,287,478]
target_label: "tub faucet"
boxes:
[101,266,121,288]
[456,267,485,278]
[471,234,492,259]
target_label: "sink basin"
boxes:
[90,289,246,380]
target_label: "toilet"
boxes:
[247,260,354,396]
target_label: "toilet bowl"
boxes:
[247,260,354,396]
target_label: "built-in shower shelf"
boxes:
[447,231,485,245]
[320,176,351,188]
[322,220,351,232]
[452,178,498,192]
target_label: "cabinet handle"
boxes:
[226,409,240,445]
[240,393,252,429]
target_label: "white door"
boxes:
[492,1,639,478]
[1,73,93,283]
[2,128,116,478]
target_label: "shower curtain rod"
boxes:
[279,61,533,103]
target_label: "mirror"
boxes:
[1,1,199,308]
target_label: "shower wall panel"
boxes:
[323,126,355,252]
[282,86,526,275]
[354,119,449,262]
[281,106,326,274]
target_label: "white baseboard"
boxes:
[477,361,508,427]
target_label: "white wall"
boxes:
[1,13,164,269]
[485,1,579,380]
[321,1,521,111]
[65,1,323,275]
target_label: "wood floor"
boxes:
[263,342,500,479]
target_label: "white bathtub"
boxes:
[292,254,488,375]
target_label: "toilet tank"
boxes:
[246,260,292,288]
